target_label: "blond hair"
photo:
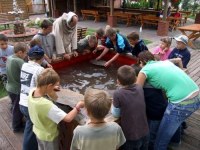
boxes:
[84,88,111,120]
[37,68,60,87]
[160,37,172,47]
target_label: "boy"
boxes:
[20,45,45,150]
[0,34,14,85]
[132,64,168,150]
[76,35,97,54]
[28,68,84,150]
[127,32,148,57]
[32,19,56,63]
[112,65,149,150]
[6,42,28,132]
[71,88,126,150]
[96,28,131,67]
[168,35,190,68]
[93,28,107,53]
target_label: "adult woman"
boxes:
[136,51,200,150]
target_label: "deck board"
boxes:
[0,49,200,150]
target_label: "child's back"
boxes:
[71,122,125,150]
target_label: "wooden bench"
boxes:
[141,15,161,27]
[77,27,87,41]
[0,13,13,29]
[81,10,100,22]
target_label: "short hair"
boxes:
[138,51,155,65]
[160,37,172,47]
[96,28,105,37]
[88,35,97,45]
[127,32,139,40]
[14,42,28,53]
[37,68,60,87]
[30,38,41,48]
[117,65,136,86]
[84,88,111,120]
[105,28,116,37]
[40,19,53,29]
[131,64,141,76]
[0,34,8,41]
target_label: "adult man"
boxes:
[53,12,78,60]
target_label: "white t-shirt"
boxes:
[20,61,44,107]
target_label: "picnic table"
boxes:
[177,24,200,48]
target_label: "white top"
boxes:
[20,61,44,107]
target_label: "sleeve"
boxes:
[152,46,160,55]
[140,66,150,78]
[116,125,126,148]
[53,20,65,54]
[116,35,125,53]
[47,104,67,124]
[111,104,121,118]
[71,26,78,50]
[30,67,44,88]
[70,127,80,150]
[182,52,191,68]
[105,38,113,49]
[17,59,24,69]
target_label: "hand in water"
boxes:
[104,61,111,67]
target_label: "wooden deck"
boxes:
[0,50,200,150]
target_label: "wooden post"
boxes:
[163,0,169,21]
[107,0,117,27]
[73,0,77,13]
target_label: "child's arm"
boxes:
[169,58,183,70]
[136,72,146,87]
[62,101,84,122]
[96,47,109,60]
[111,104,121,118]
[104,53,120,67]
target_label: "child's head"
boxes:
[160,37,171,49]
[105,28,117,41]
[0,34,8,50]
[30,38,42,48]
[88,35,97,48]
[40,19,53,35]
[84,88,111,120]
[37,68,60,95]
[138,51,155,66]
[28,45,45,61]
[174,35,188,50]
[117,65,136,86]
[131,64,142,77]
[127,32,139,46]
[95,28,105,38]
[14,42,28,59]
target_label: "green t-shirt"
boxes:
[6,55,24,94]
[141,60,199,103]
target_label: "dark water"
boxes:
[56,61,121,95]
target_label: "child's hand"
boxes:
[104,61,111,67]
[93,49,98,54]
[46,63,53,68]
[63,53,71,60]
[73,51,78,57]
[76,101,85,109]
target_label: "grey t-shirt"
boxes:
[70,122,126,150]
[113,84,149,141]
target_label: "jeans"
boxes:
[121,135,149,150]
[148,120,160,150]
[20,105,38,150]
[154,94,200,150]
[8,92,24,131]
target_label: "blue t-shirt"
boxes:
[105,34,131,53]
[0,45,14,75]
[131,39,148,57]
[168,47,190,68]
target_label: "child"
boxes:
[168,35,190,68]
[152,37,172,60]
[127,32,148,57]
[28,68,84,150]
[93,27,107,53]
[6,42,28,132]
[32,19,56,63]
[0,34,14,83]
[132,64,168,150]
[19,45,45,150]
[112,65,149,150]
[96,27,131,67]
[71,88,126,150]
[76,35,97,54]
